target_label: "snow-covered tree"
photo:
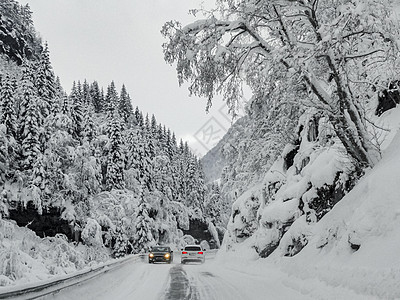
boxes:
[82,79,91,106]
[105,110,125,190]
[69,82,85,139]
[105,81,119,117]
[90,81,103,113]
[35,43,56,119]
[162,0,400,169]
[29,153,51,208]
[112,223,130,258]
[133,193,155,253]
[134,106,144,127]
[119,84,133,124]
[18,62,42,171]
[0,125,9,185]
[0,73,17,138]
[81,105,96,142]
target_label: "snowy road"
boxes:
[39,253,372,300]
[38,253,306,300]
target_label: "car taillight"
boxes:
[198,252,203,254]
[182,251,187,254]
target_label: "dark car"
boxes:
[148,246,173,264]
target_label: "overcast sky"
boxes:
[22,0,238,157]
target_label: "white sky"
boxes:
[22,0,237,157]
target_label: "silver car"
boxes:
[181,245,205,264]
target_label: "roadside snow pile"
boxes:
[0,218,108,287]
[219,104,400,298]
[280,130,400,299]
[222,108,357,257]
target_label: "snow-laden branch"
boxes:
[344,49,385,61]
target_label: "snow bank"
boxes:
[226,184,263,242]
[219,105,400,297]
[0,218,108,287]
[222,108,354,256]
[279,130,400,299]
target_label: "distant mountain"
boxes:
[200,117,246,184]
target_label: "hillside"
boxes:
[161,0,400,297]
[214,105,400,298]
[282,117,400,299]
[0,0,215,287]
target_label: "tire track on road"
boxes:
[164,265,199,300]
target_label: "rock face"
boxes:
[8,201,75,240]
[376,81,400,116]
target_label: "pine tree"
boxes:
[54,76,64,99]
[90,81,102,113]
[69,81,85,139]
[18,61,42,171]
[20,96,41,171]
[113,224,130,258]
[169,132,177,158]
[144,113,150,132]
[105,81,119,117]
[82,79,91,106]
[30,153,51,207]
[0,125,8,186]
[82,105,96,142]
[133,193,155,253]
[76,81,83,100]
[119,84,133,124]
[0,73,17,138]
[142,129,155,191]
[150,115,157,135]
[134,106,143,127]
[205,182,221,222]
[35,43,56,119]
[105,110,125,190]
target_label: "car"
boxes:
[148,246,173,264]
[181,245,205,264]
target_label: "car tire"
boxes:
[181,260,185,264]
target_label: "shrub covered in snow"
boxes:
[0,217,108,286]
[81,218,103,248]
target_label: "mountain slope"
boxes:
[279,125,400,299]
[215,106,400,298]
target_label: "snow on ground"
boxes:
[35,251,385,300]
[276,129,400,299]
[41,258,171,300]
[216,106,400,299]
[0,218,109,287]
[214,254,380,300]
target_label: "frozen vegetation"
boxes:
[164,0,400,298]
[0,217,108,287]
[2,0,400,298]
[212,107,400,299]
[0,0,214,287]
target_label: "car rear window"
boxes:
[184,246,201,251]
